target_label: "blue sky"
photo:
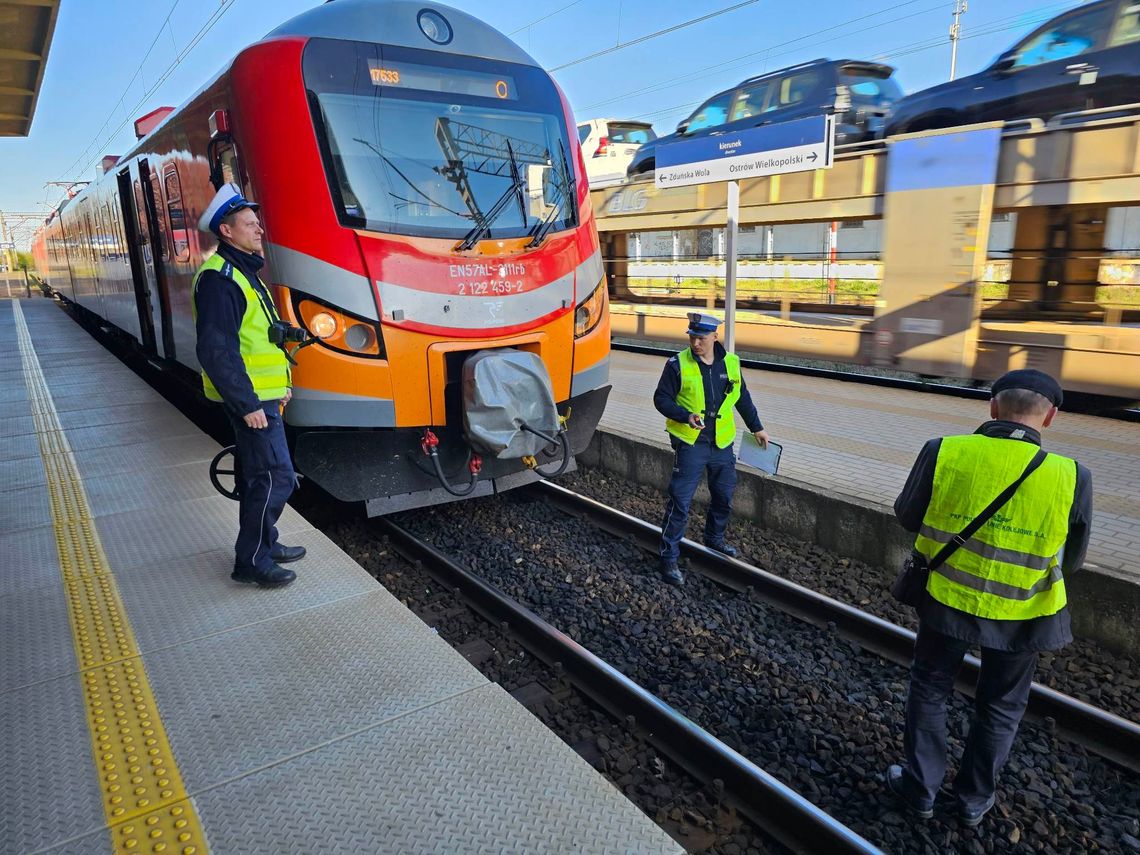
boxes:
[1,0,1083,247]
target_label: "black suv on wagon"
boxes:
[626,58,902,179]
[885,0,1140,135]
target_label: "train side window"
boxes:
[83,213,96,265]
[102,203,115,260]
[149,172,169,259]
[163,165,190,262]
[133,180,150,245]
[111,196,126,260]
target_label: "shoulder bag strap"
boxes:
[928,447,1048,572]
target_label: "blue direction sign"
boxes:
[655,115,834,189]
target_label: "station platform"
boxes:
[1,298,679,855]
[604,347,1140,582]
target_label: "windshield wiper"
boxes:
[526,140,575,249]
[456,140,528,251]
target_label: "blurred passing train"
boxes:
[32,0,611,514]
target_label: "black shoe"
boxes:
[705,541,738,558]
[271,544,306,563]
[886,765,934,820]
[959,794,996,827]
[660,564,685,586]
[231,563,297,588]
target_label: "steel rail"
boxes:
[375,516,884,855]
[534,480,1140,775]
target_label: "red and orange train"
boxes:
[33,0,611,514]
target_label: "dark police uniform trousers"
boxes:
[227,403,295,572]
[660,434,736,564]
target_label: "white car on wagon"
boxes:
[577,118,657,188]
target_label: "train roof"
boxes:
[267,0,540,68]
[122,0,541,155]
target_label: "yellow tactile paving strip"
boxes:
[13,302,208,855]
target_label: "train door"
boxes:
[117,167,158,354]
[132,159,176,358]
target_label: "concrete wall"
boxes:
[579,428,1139,658]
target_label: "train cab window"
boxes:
[1010,4,1114,68]
[1110,4,1140,47]
[163,166,190,262]
[577,123,591,144]
[686,90,734,132]
[303,39,579,241]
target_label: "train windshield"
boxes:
[303,39,578,242]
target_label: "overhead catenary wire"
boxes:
[580,0,942,113]
[549,0,760,72]
[621,1,1078,121]
[627,1,1079,120]
[508,0,589,35]
[56,0,184,183]
[623,1,1084,124]
[54,0,242,186]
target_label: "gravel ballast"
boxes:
[373,473,1139,854]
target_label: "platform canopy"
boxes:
[0,0,60,137]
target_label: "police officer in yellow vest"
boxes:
[653,313,770,585]
[887,369,1092,826]
[193,183,306,588]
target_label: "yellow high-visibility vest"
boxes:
[665,348,741,449]
[915,434,1075,620]
[191,253,289,403]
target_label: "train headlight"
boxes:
[344,322,377,352]
[574,278,608,338]
[418,10,452,44]
[293,294,385,357]
[310,312,338,339]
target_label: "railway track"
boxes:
[376,515,883,855]
[535,480,1140,775]
[369,482,1139,851]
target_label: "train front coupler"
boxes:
[463,347,569,480]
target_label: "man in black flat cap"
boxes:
[886,369,1092,827]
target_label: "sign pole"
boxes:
[724,180,739,353]
[654,114,835,353]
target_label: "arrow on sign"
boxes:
[807,151,818,162]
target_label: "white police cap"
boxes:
[686,312,722,336]
[198,182,260,235]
